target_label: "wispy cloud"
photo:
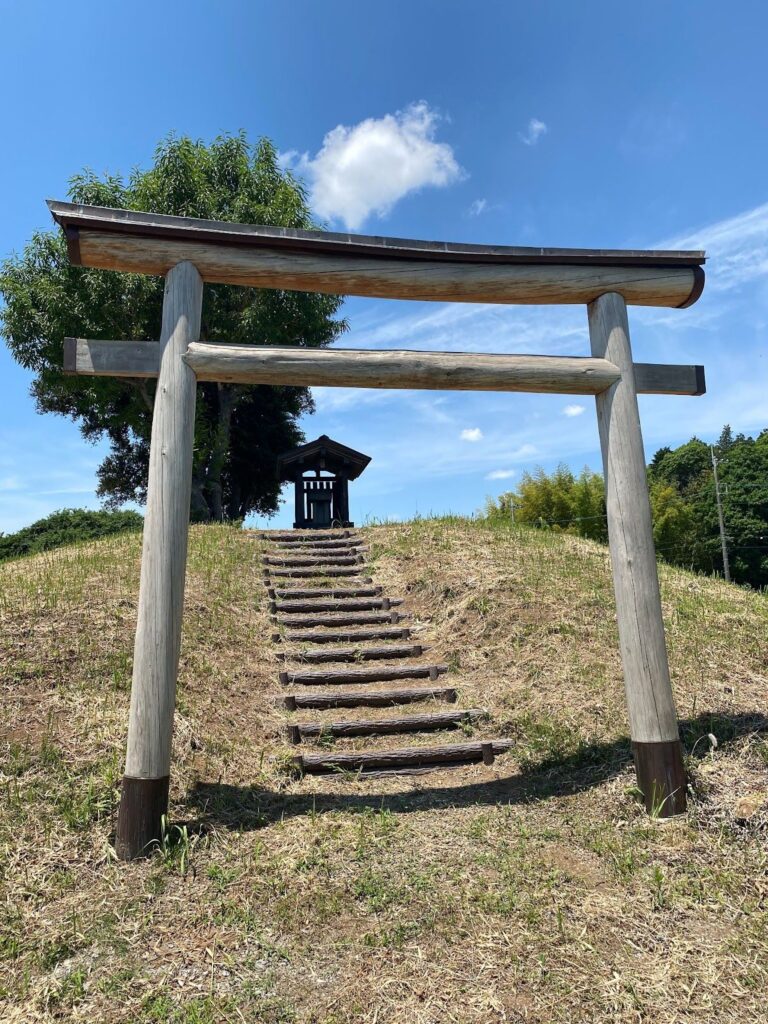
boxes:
[660,202,768,294]
[460,427,483,442]
[468,198,487,216]
[518,118,547,146]
[282,102,463,230]
[486,469,515,480]
[563,404,586,417]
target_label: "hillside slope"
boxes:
[1,519,767,1023]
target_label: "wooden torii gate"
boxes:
[49,200,706,858]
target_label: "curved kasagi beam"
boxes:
[49,201,705,309]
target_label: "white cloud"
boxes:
[460,427,483,442]
[563,404,586,417]
[469,198,487,216]
[286,102,463,230]
[519,118,547,146]
[486,469,515,480]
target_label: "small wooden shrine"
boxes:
[277,435,371,529]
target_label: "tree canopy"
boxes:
[0,134,347,521]
[485,425,768,589]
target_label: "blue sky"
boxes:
[1,0,767,532]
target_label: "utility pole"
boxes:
[710,445,731,583]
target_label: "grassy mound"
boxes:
[1,518,767,1023]
[0,508,143,563]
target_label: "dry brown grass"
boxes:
[1,518,767,1023]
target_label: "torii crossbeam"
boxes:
[49,200,707,857]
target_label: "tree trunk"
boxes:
[190,470,211,521]
[205,383,236,522]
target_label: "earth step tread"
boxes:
[279,643,424,663]
[279,663,447,686]
[277,611,407,628]
[273,598,401,613]
[295,738,513,773]
[287,709,487,741]
[279,626,411,644]
[280,686,458,710]
[272,586,382,599]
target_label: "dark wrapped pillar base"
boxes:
[632,740,687,817]
[115,775,170,860]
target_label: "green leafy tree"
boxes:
[649,426,768,587]
[648,437,710,495]
[706,429,768,587]
[488,464,606,541]
[0,508,143,562]
[648,480,697,565]
[0,134,347,521]
[486,426,767,588]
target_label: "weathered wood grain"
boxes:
[63,338,707,396]
[277,611,405,628]
[187,345,622,394]
[281,627,411,644]
[274,598,398,614]
[116,261,202,859]
[589,291,686,815]
[266,567,368,578]
[279,644,424,663]
[289,709,486,741]
[280,686,458,710]
[63,337,160,377]
[279,663,447,686]
[258,530,351,541]
[49,200,704,308]
[296,738,513,773]
[273,586,381,599]
[273,540,365,550]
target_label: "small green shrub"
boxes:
[0,508,143,562]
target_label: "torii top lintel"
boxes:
[48,201,706,309]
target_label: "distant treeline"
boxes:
[485,426,768,589]
[0,508,143,562]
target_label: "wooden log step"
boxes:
[287,709,486,742]
[280,626,411,644]
[277,611,406,628]
[274,540,368,548]
[273,539,365,549]
[272,548,367,558]
[281,686,458,710]
[257,530,352,541]
[279,643,424,664]
[264,555,363,567]
[267,567,370,578]
[279,663,447,686]
[272,586,382,599]
[272,598,401,614]
[295,738,513,774]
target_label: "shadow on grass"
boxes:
[186,711,768,833]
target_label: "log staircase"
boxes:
[259,529,513,776]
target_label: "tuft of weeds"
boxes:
[156,815,198,875]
